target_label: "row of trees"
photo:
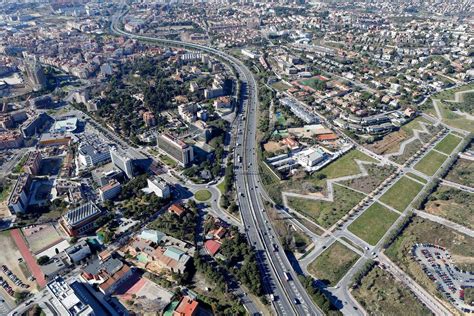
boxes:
[299,275,342,315]
[219,228,263,296]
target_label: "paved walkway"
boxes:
[10,229,47,288]
[385,120,431,159]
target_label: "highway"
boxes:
[110,7,322,316]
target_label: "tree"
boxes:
[37,256,50,265]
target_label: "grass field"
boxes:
[434,134,463,155]
[414,150,448,176]
[194,189,212,201]
[379,176,424,211]
[434,100,474,133]
[406,173,427,184]
[216,181,226,195]
[431,83,474,101]
[390,139,423,165]
[386,216,474,307]
[348,203,400,245]
[445,157,474,187]
[288,185,365,228]
[342,164,395,194]
[271,81,292,92]
[299,77,326,91]
[159,154,178,168]
[308,241,359,286]
[424,185,474,230]
[313,150,377,181]
[353,267,432,315]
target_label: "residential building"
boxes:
[168,203,186,217]
[7,173,32,213]
[213,96,232,110]
[147,176,171,199]
[23,150,42,175]
[24,57,47,91]
[157,133,194,167]
[98,180,121,202]
[21,112,53,137]
[0,131,23,149]
[173,296,199,316]
[60,202,104,237]
[81,257,134,296]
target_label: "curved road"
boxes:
[110,6,322,316]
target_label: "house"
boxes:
[204,240,221,257]
[168,203,186,217]
[173,296,199,316]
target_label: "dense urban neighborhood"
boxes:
[0,0,472,315]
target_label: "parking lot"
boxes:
[413,243,474,313]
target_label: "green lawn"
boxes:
[435,100,474,133]
[348,203,400,245]
[216,181,226,195]
[288,185,364,228]
[433,133,463,155]
[159,154,178,168]
[445,157,474,187]
[379,176,424,211]
[414,150,448,176]
[194,190,212,201]
[308,241,359,286]
[312,149,377,181]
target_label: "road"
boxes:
[110,6,322,315]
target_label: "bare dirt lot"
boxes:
[22,224,64,255]
[0,231,37,293]
[366,130,408,155]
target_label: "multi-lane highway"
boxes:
[110,6,322,316]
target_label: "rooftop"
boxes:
[63,202,102,227]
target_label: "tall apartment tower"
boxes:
[157,133,194,167]
[25,57,47,91]
[110,148,134,179]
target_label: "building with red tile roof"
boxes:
[168,203,186,217]
[173,296,199,316]
[204,240,221,257]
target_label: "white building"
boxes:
[65,240,91,263]
[147,177,171,199]
[77,134,111,167]
[296,148,327,168]
[47,277,94,315]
